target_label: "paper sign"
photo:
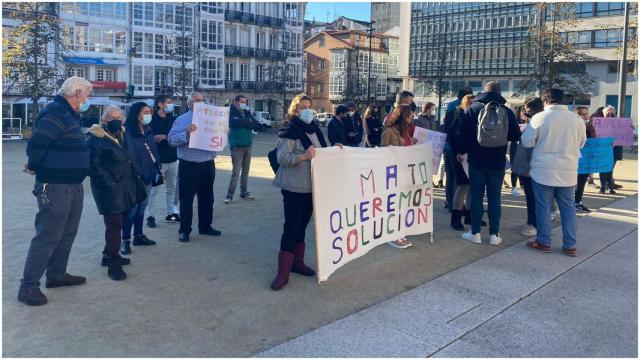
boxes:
[311,144,434,282]
[592,117,634,147]
[413,127,447,170]
[188,102,230,151]
[578,138,615,174]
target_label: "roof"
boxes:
[332,16,371,27]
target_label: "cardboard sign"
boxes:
[188,103,229,152]
[413,126,447,170]
[578,138,615,174]
[311,144,435,282]
[592,117,634,147]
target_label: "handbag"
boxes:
[511,142,532,177]
[143,140,164,187]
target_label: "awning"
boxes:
[13,97,49,104]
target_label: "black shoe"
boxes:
[178,232,190,242]
[609,189,617,195]
[612,183,622,190]
[120,240,132,255]
[450,210,465,231]
[599,187,606,194]
[107,261,127,281]
[575,203,591,213]
[45,273,86,288]
[146,216,156,228]
[437,180,444,188]
[18,287,47,306]
[132,234,156,246]
[101,255,131,267]
[165,214,179,223]
[199,227,222,236]
[240,192,254,200]
[444,202,450,209]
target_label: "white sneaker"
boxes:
[387,239,410,249]
[462,231,482,244]
[252,130,258,135]
[519,225,537,237]
[511,187,522,197]
[489,234,503,246]
[399,237,413,248]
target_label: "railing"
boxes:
[2,117,23,140]
[225,81,255,91]
[255,48,286,60]
[224,45,255,57]
[225,10,254,24]
[154,85,175,96]
[255,14,284,28]
[255,81,282,92]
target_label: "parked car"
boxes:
[253,111,273,130]
[314,112,334,126]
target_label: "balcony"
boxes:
[224,45,255,57]
[287,50,303,58]
[225,81,255,91]
[255,14,284,28]
[255,48,286,60]
[255,81,282,92]
[154,85,175,96]
[225,10,254,24]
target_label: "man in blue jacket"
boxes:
[457,82,521,246]
[327,105,349,146]
[19,76,92,306]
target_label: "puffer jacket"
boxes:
[86,124,141,215]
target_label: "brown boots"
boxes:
[271,243,315,291]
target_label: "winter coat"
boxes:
[365,115,383,146]
[126,124,162,185]
[414,113,437,131]
[86,124,141,215]
[149,112,177,163]
[228,105,259,148]
[328,117,348,146]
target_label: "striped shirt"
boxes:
[168,110,217,163]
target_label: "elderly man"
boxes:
[168,92,221,243]
[19,76,92,306]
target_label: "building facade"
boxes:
[371,2,400,34]
[2,1,306,123]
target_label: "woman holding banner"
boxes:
[271,94,328,291]
[381,104,417,249]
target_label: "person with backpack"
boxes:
[457,82,521,246]
[225,95,260,205]
[328,105,349,146]
[270,94,330,291]
[521,88,586,257]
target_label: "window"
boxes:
[66,67,87,78]
[256,64,264,82]
[75,25,88,51]
[594,29,622,48]
[225,63,234,81]
[240,29,250,47]
[200,2,224,14]
[319,83,324,93]
[576,2,594,18]
[96,68,114,82]
[319,59,325,70]
[240,63,249,81]
[319,37,325,47]
[566,31,592,49]
[596,2,624,16]
[143,65,153,91]
[256,32,265,49]
[115,31,126,54]
[201,56,223,87]
[62,2,125,19]
[201,19,223,50]
[605,95,633,117]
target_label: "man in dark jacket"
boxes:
[225,95,260,204]
[146,95,180,227]
[457,82,521,246]
[345,102,363,147]
[19,76,92,306]
[328,105,349,146]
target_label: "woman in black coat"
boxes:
[121,102,162,255]
[363,104,383,147]
[87,106,144,280]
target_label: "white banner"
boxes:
[412,127,447,170]
[188,103,229,152]
[311,144,434,282]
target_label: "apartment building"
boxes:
[304,30,389,113]
[371,2,400,34]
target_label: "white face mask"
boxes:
[239,103,249,111]
[299,109,315,124]
[348,111,355,117]
[142,114,152,125]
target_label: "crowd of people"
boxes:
[17,75,628,305]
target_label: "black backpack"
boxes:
[268,147,279,174]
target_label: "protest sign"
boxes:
[413,127,447,170]
[311,144,434,282]
[592,117,634,146]
[578,138,614,174]
[188,102,229,152]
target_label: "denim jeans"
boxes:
[21,182,84,289]
[532,179,578,249]
[123,185,151,239]
[469,165,504,235]
[145,161,179,218]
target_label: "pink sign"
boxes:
[593,117,634,147]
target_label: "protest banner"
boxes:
[188,102,229,151]
[311,144,434,282]
[592,117,634,146]
[412,126,447,170]
[578,138,614,174]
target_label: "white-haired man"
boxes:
[19,76,93,306]
[168,92,222,243]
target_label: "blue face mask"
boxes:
[299,109,315,124]
[165,104,175,113]
[142,114,152,125]
[239,103,250,111]
[79,101,90,113]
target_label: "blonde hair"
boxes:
[603,105,616,117]
[460,94,475,110]
[286,93,313,122]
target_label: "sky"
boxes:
[304,2,372,23]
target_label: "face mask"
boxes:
[106,120,122,134]
[299,109,315,124]
[240,103,250,111]
[523,112,532,118]
[165,104,175,113]
[348,111,355,117]
[142,114,152,125]
[79,101,90,113]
